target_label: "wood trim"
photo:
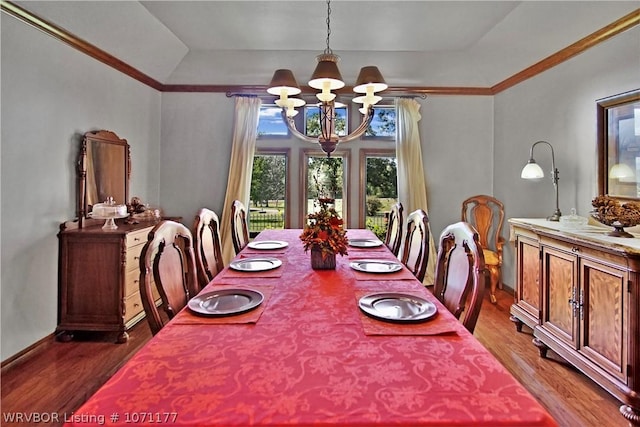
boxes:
[1,332,54,371]
[1,1,638,96]
[0,0,164,91]
[492,8,640,94]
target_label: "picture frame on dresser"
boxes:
[597,88,640,202]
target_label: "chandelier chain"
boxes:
[324,0,332,54]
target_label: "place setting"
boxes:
[242,240,290,254]
[172,286,274,325]
[348,258,417,280]
[220,256,285,278]
[354,290,460,336]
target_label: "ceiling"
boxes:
[10,1,640,89]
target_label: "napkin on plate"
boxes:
[172,286,274,325]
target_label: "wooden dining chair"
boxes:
[461,195,505,303]
[399,209,429,282]
[432,221,487,333]
[231,200,250,254]
[139,220,200,335]
[384,202,404,256]
[192,208,224,288]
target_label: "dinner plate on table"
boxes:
[230,257,282,272]
[188,289,264,316]
[349,259,402,273]
[247,240,289,250]
[348,238,384,248]
[358,292,437,322]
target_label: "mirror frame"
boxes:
[597,88,640,203]
[78,130,130,228]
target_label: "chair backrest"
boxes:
[192,208,224,287]
[384,202,404,256]
[433,221,487,333]
[399,209,429,282]
[461,195,505,255]
[231,200,249,254]
[139,220,199,335]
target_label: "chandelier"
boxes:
[267,0,387,156]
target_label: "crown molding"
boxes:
[2,1,638,96]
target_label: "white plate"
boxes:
[230,257,282,272]
[350,259,402,273]
[349,239,384,248]
[247,240,289,250]
[359,292,437,322]
[188,289,264,316]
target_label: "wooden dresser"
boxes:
[57,220,160,343]
[509,218,640,425]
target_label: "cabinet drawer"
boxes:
[125,243,145,273]
[124,291,144,323]
[126,227,152,248]
[125,269,160,300]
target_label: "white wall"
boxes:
[1,15,162,361]
[495,25,640,287]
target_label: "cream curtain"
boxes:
[220,96,261,264]
[395,98,437,285]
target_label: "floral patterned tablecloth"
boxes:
[66,229,557,427]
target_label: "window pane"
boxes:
[306,155,345,220]
[249,154,287,236]
[365,156,398,238]
[365,106,396,138]
[305,106,348,137]
[257,105,288,137]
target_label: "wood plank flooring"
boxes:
[1,288,627,427]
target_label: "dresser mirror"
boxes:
[78,130,130,227]
[597,89,640,202]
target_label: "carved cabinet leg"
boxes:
[532,338,548,358]
[55,331,74,342]
[510,315,523,333]
[620,405,640,426]
[116,331,129,344]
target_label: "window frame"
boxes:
[250,148,292,232]
[359,148,397,228]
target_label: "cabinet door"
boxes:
[542,245,578,348]
[580,258,627,381]
[516,235,541,321]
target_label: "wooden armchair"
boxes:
[399,209,429,282]
[193,208,224,288]
[384,202,404,257]
[432,221,487,333]
[231,200,249,254]
[139,220,199,335]
[461,195,505,303]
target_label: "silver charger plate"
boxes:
[230,257,282,272]
[188,289,264,316]
[247,240,289,250]
[350,259,402,273]
[359,292,437,322]
[349,239,384,248]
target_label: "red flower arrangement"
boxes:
[300,197,348,259]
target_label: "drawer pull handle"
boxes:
[134,256,140,260]
[571,247,580,253]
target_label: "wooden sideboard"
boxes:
[57,220,160,343]
[509,218,640,425]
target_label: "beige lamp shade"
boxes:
[267,69,302,96]
[609,163,636,182]
[353,66,388,93]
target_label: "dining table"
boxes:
[65,228,557,427]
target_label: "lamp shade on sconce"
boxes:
[609,163,636,182]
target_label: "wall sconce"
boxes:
[521,140,562,221]
[609,163,636,182]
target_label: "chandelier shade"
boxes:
[267,0,386,156]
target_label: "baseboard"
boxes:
[1,333,55,372]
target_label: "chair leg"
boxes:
[487,265,499,304]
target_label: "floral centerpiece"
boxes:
[300,194,348,270]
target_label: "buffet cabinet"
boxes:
[57,221,159,343]
[509,218,640,425]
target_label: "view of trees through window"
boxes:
[305,106,347,136]
[365,155,398,239]
[365,106,396,138]
[248,154,287,235]
[307,155,345,220]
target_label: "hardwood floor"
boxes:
[1,288,627,427]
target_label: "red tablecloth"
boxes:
[65,229,557,427]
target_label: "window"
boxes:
[364,105,396,139]
[360,150,398,238]
[257,105,289,138]
[249,150,289,236]
[305,105,348,137]
[303,149,350,225]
